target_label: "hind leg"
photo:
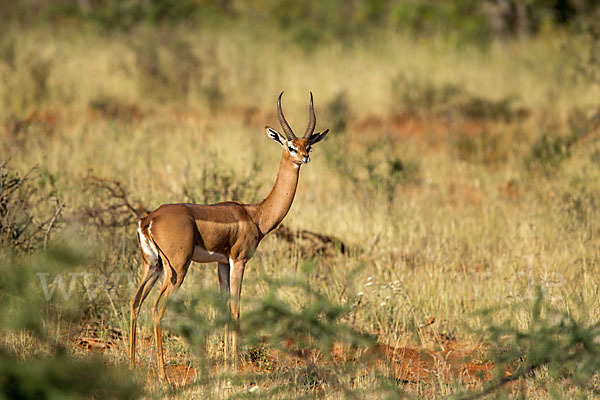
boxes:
[129,260,161,368]
[152,256,191,382]
[142,214,196,382]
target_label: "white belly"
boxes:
[192,246,228,264]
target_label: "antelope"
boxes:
[129,92,329,381]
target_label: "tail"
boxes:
[139,219,177,285]
[137,219,161,270]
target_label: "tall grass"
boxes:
[1,21,600,398]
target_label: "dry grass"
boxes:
[2,24,600,398]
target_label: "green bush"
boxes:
[3,0,600,45]
[525,133,574,174]
[458,95,518,121]
[326,91,351,134]
[457,290,600,399]
[390,73,462,115]
[366,154,421,203]
[0,244,142,399]
[391,72,523,121]
[455,131,509,165]
[391,0,493,47]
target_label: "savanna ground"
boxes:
[2,3,600,398]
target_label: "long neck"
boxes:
[248,153,300,235]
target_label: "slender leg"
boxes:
[229,260,246,367]
[129,262,161,368]
[152,280,171,381]
[152,259,190,382]
[217,261,231,361]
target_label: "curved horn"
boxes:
[304,91,316,138]
[277,92,296,140]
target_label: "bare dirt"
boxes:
[74,328,494,389]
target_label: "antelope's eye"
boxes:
[288,146,297,153]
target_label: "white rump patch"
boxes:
[138,223,159,266]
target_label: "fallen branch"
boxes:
[273,224,348,255]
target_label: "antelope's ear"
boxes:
[266,126,286,147]
[309,129,329,145]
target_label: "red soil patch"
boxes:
[353,112,490,141]
[5,108,60,136]
[76,337,115,352]
[165,364,197,386]
[376,344,493,384]
[75,325,123,353]
[73,327,493,390]
[238,337,493,387]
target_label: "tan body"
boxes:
[129,93,329,381]
[143,201,262,266]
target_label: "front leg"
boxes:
[217,261,231,362]
[229,259,246,367]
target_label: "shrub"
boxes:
[390,73,462,115]
[390,0,493,47]
[181,160,262,205]
[363,141,421,203]
[0,163,63,252]
[390,73,523,121]
[457,290,600,399]
[88,95,142,122]
[326,90,351,134]
[131,31,200,103]
[458,95,517,121]
[0,243,142,399]
[455,131,508,165]
[524,134,574,174]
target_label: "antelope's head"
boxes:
[266,92,329,165]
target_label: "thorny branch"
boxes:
[1,162,64,251]
[83,175,149,228]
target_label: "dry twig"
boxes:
[83,175,149,228]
